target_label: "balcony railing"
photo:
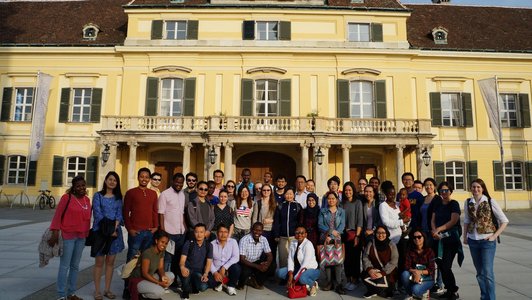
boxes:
[101,116,431,135]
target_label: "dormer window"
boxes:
[432,27,448,45]
[83,24,100,40]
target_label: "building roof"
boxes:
[127,0,406,9]
[0,0,129,46]
[406,4,532,53]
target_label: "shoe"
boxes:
[345,282,356,291]
[440,291,459,300]
[309,281,318,296]
[67,295,83,300]
[363,291,377,298]
[335,286,346,295]
[94,294,103,300]
[122,288,130,300]
[321,282,332,291]
[227,287,237,296]
[247,277,264,290]
[214,284,223,292]
[180,291,189,300]
[103,291,116,299]
[57,298,66,300]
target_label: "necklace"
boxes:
[75,197,89,210]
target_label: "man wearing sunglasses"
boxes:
[184,172,198,205]
[150,172,162,197]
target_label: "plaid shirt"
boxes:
[239,234,271,262]
[404,247,435,278]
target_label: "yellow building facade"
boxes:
[0,0,530,208]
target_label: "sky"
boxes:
[401,0,532,8]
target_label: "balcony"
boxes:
[100,116,432,136]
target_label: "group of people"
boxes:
[45,167,508,300]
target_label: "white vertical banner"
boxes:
[478,77,502,147]
[29,73,53,161]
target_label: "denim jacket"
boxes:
[318,207,346,239]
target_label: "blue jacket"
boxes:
[318,207,346,239]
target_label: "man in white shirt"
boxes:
[294,175,309,208]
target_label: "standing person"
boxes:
[238,222,273,290]
[236,168,254,195]
[318,191,346,294]
[342,181,363,290]
[263,171,274,188]
[421,178,442,236]
[179,224,213,300]
[369,177,386,205]
[224,180,237,209]
[251,183,277,268]
[276,226,320,297]
[212,169,224,197]
[358,178,368,196]
[321,176,341,208]
[413,180,424,195]
[294,175,309,208]
[92,172,124,300]
[299,193,320,248]
[400,173,424,230]
[306,179,316,194]
[274,187,302,269]
[362,185,381,244]
[123,167,159,299]
[213,190,234,237]
[463,179,508,300]
[48,175,91,300]
[128,230,174,300]
[206,180,219,205]
[233,185,253,241]
[401,230,435,300]
[149,172,162,197]
[361,226,398,299]
[209,224,240,296]
[431,181,463,300]
[379,181,409,244]
[253,182,263,202]
[187,181,215,239]
[184,172,198,204]
[158,173,187,278]
[274,174,288,204]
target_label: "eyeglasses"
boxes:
[413,235,423,240]
[152,178,161,181]
[187,179,197,182]
[294,231,306,235]
[262,189,271,192]
[226,185,235,188]
[439,189,450,193]
[198,188,209,192]
[376,231,386,235]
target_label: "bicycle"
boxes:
[37,190,56,210]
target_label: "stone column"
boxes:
[224,142,233,181]
[396,144,405,188]
[127,140,138,189]
[313,144,330,197]
[342,144,351,183]
[203,144,209,181]
[181,142,192,176]
[300,142,310,179]
[98,141,118,187]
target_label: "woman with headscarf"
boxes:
[362,225,398,299]
[298,193,320,248]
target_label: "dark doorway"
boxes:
[154,162,183,190]
[236,151,297,186]
[350,164,378,184]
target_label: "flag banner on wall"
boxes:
[29,73,53,161]
[478,77,502,147]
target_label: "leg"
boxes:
[180,272,192,294]
[278,237,290,268]
[57,238,75,298]
[468,238,488,300]
[66,237,85,296]
[137,279,165,299]
[93,255,105,296]
[125,233,145,296]
[400,270,413,296]
[276,267,289,281]
[164,234,178,272]
[227,264,241,288]
[238,263,253,288]
[104,255,117,293]
[480,240,497,300]
[440,242,458,293]
[298,269,321,287]
[411,279,434,298]
[343,240,355,279]
[191,271,209,292]
[333,265,344,287]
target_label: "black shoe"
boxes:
[321,282,332,291]
[335,286,346,295]
[363,291,377,298]
[180,291,190,300]
[122,288,130,299]
[440,291,460,300]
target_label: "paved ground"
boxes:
[1,207,531,300]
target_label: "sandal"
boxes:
[94,294,103,300]
[103,291,116,299]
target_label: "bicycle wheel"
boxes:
[49,196,56,209]
[38,195,46,210]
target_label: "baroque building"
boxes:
[0,0,531,208]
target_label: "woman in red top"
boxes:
[48,175,92,300]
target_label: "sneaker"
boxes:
[164,288,171,294]
[214,284,223,292]
[309,281,318,297]
[363,291,377,299]
[345,282,356,291]
[227,287,237,296]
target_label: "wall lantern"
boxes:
[208,145,217,165]
[422,149,432,167]
[101,144,111,166]
[315,147,325,166]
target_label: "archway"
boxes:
[236,151,297,186]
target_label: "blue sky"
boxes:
[401,0,532,8]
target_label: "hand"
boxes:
[258,262,269,272]
[214,271,224,282]
[324,236,332,245]
[432,232,441,240]
[412,272,421,283]
[287,273,294,288]
[332,230,340,238]
[47,232,59,247]
[161,275,169,283]
[128,229,138,236]
[463,237,468,245]
[365,229,374,237]
[181,266,190,277]
[205,231,211,238]
[201,273,209,282]
[486,235,497,242]
[403,216,411,223]
[264,218,273,225]
[353,236,359,247]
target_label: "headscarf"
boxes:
[304,193,320,219]
[374,225,391,252]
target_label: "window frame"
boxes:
[165,20,188,40]
[347,23,371,42]
[6,155,27,185]
[66,156,87,185]
[444,161,465,191]
[349,80,374,118]
[13,87,34,122]
[440,92,463,127]
[499,93,519,127]
[504,161,524,190]
[159,78,185,116]
[254,79,279,116]
[70,88,93,123]
[256,21,279,41]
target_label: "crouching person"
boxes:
[209,223,241,295]
[238,222,273,290]
[179,223,213,300]
[277,226,320,296]
[128,230,175,300]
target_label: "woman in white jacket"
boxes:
[276,226,320,297]
[379,181,410,244]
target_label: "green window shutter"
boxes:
[59,88,70,123]
[526,161,532,191]
[27,160,37,186]
[183,78,196,116]
[519,94,530,128]
[467,160,478,190]
[145,77,159,116]
[430,93,442,126]
[1,88,12,121]
[279,79,291,116]
[90,88,102,123]
[462,93,473,127]
[433,161,445,185]
[493,161,504,191]
[241,79,254,116]
[371,23,383,42]
[151,20,164,40]
[86,156,98,188]
[374,80,387,118]
[279,21,291,41]
[0,155,5,185]
[52,156,64,187]
[337,79,350,118]
[243,21,255,40]
[187,20,199,40]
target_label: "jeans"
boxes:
[276,267,321,286]
[181,271,209,293]
[468,238,497,300]
[400,270,434,298]
[57,237,85,298]
[137,272,175,299]
[127,230,154,262]
[165,233,186,272]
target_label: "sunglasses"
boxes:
[226,185,235,188]
[439,189,450,193]
[262,189,271,192]
[187,179,197,182]
[198,188,209,191]
[413,235,423,240]
[152,178,161,181]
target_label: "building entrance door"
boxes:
[236,151,296,185]
[154,162,183,190]
[350,164,378,183]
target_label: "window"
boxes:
[257,21,279,41]
[160,78,184,116]
[166,21,187,40]
[441,93,462,126]
[71,88,92,122]
[504,161,523,190]
[255,79,278,116]
[151,20,198,40]
[499,94,518,127]
[14,88,34,121]
[59,88,102,123]
[7,155,26,184]
[430,92,472,127]
[432,27,448,45]
[82,24,100,40]
[350,81,373,118]
[348,23,370,42]
[242,21,291,41]
[445,161,465,190]
[67,156,86,185]
[337,80,386,118]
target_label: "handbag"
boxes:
[317,242,345,268]
[363,243,389,288]
[85,229,97,246]
[287,268,307,299]
[121,254,140,279]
